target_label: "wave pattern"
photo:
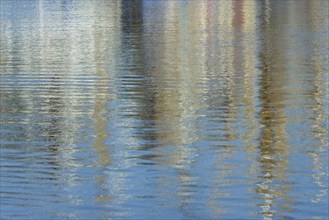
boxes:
[1,0,328,219]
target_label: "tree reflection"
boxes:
[256,0,294,218]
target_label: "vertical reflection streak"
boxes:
[308,0,329,204]
[256,0,293,218]
[0,0,328,219]
[206,0,236,217]
[240,0,260,154]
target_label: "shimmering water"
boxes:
[1,0,328,219]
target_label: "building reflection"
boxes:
[1,0,328,219]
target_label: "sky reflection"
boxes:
[1,0,328,219]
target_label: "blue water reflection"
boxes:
[1,0,328,219]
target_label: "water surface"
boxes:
[1,0,328,219]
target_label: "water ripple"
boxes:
[1,0,328,219]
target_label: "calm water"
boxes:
[1,0,328,219]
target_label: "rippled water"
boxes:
[1,0,328,219]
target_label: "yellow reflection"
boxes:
[206,0,236,216]
[142,1,220,215]
[91,76,112,166]
[308,0,329,204]
[90,1,121,165]
[86,0,123,207]
[240,0,260,154]
[151,1,202,164]
[255,0,294,218]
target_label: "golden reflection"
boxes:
[90,1,121,167]
[89,1,122,206]
[216,0,236,142]
[206,0,236,216]
[142,1,213,216]
[256,0,294,218]
[308,0,329,204]
[151,1,201,165]
[1,0,328,219]
[152,4,198,203]
[91,66,112,167]
[240,0,260,154]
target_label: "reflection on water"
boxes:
[1,0,328,219]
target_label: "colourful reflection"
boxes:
[0,0,328,219]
